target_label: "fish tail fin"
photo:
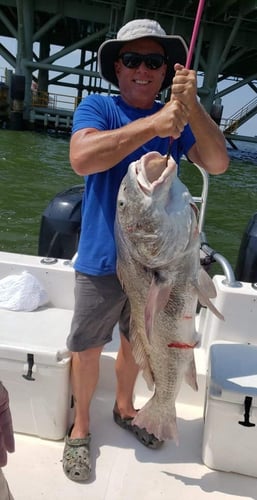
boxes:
[133,396,179,445]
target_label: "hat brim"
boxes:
[98,34,188,91]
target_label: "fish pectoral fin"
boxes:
[144,277,172,341]
[194,269,224,321]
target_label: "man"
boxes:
[62,18,229,482]
[0,382,15,499]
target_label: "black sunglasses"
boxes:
[118,52,167,70]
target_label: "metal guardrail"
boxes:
[221,96,257,134]
[0,71,81,111]
[31,90,81,111]
[192,163,239,287]
[192,163,209,235]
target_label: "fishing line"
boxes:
[166,0,206,162]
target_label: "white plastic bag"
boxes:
[0,271,49,312]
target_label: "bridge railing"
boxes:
[31,90,81,111]
[221,96,257,134]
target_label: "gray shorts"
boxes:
[66,272,130,352]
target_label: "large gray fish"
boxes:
[115,151,223,443]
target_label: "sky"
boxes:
[1,35,257,137]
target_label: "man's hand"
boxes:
[171,63,198,112]
[0,382,15,467]
[152,98,189,139]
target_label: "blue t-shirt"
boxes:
[72,94,195,276]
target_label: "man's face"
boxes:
[114,38,167,109]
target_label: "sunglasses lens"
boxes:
[145,54,165,69]
[121,53,142,68]
[120,53,166,70]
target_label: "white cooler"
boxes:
[0,307,73,440]
[202,342,257,477]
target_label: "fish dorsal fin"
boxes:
[194,267,224,320]
[198,266,217,297]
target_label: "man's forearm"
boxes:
[70,116,157,176]
[188,102,229,174]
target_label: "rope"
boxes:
[167,341,198,349]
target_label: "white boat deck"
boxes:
[4,404,240,500]
[4,343,257,500]
[1,252,257,499]
[5,398,257,499]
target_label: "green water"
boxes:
[0,129,256,272]
[0,130,78,255]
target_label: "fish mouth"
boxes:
[135,152,177,195]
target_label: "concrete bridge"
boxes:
[0,0,257,135]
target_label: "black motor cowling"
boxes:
[38,185,84,259]
[235,212,257,283]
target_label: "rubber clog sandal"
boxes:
[113,409,164,449]
[62,432,91,482]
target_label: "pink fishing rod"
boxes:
[167,0,206,156]
[186,0,206,69]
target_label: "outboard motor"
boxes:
[38,185,84,259]
[235,212,257,283]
